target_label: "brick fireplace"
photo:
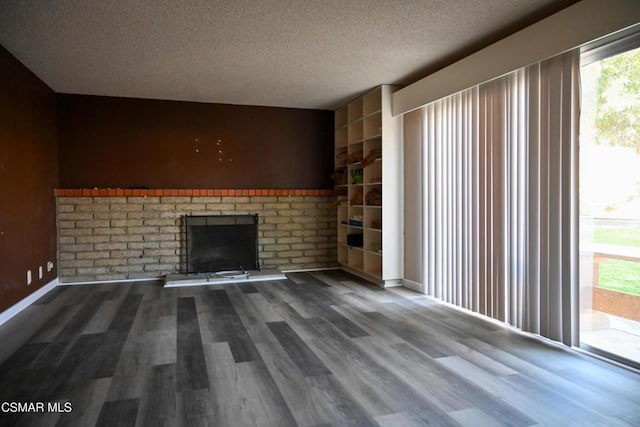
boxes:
[56,188,337,283]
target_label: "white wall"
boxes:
[403,110,423,290]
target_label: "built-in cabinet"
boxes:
[334,85,402,287]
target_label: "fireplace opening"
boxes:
[185,214,259,273]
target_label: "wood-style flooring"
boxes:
[0,270,639,426]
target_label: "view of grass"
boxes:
[594,228,640,248]
[593,227,640,296]
[599,259,640,295]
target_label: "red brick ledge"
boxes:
[54,188,336,197]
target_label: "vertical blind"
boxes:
[422,50,579,346]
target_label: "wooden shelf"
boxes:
[334,85,402,288]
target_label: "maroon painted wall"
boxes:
[58,95,334,189]
[0,45,58,312]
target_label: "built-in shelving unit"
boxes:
[334,85,402,287]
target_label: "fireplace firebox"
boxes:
[185,214,259,273]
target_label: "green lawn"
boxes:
[598,259,640,295]
[592,227,640,296]
[594,228,640,248]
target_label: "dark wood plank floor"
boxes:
[1,270,639,426]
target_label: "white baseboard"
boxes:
[0,278,58,327]
[59,277,161,286]
[282,267,341,273]
[401,279,424,293]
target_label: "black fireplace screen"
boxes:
[185,214,259,273]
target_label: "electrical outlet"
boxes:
[47,261,54,272]
[39,266,43,279]
[27,270,32,285]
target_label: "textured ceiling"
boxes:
[0,0,574,109]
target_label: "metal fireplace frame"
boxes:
[184,214,259,274]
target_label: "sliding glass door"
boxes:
[579,41,640,366]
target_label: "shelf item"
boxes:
[347,233,363,247]
[350,167,363,185]
[364,188,382,206]
[361,148,382,167]
[349,187,363,205]
[333,85,403,287]
[345,151,363,164]
[348,214,364,227]
[331,169,347,187]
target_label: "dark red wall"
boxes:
[58,95,334,189]
[0,46,58,312]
